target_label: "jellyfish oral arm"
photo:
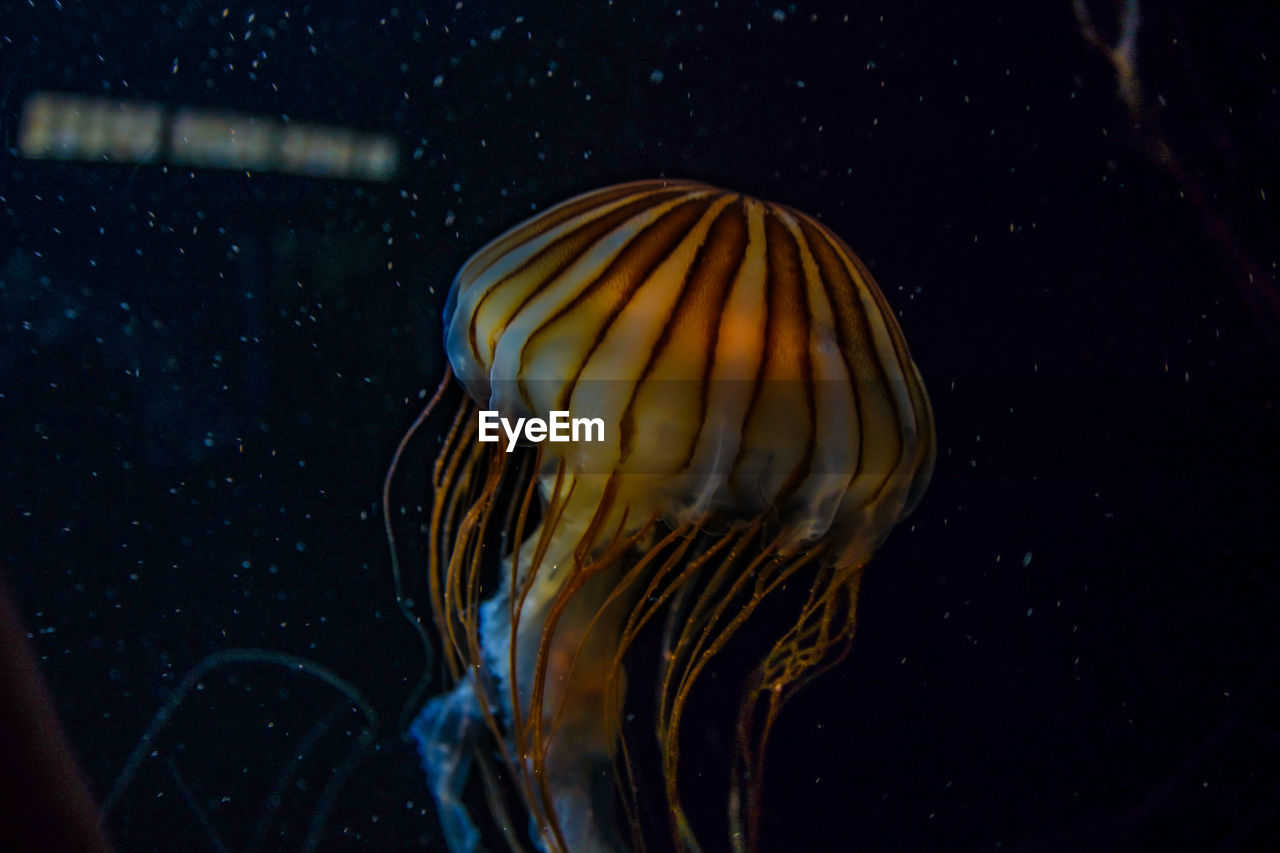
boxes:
[413,485,631,853]
[411,680,484,853]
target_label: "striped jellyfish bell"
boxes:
[443,179,934,565]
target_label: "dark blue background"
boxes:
[2,1,1278,850]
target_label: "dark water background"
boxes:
[2,1,1278,850]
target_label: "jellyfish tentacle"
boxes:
[108,649,378,853]
[730,567,862,852]
[383,368,453,735]
[658,526,786,851]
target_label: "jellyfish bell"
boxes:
[409,179,934,852]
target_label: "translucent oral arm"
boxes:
[411,679,483,853]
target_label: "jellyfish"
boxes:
[403,180,935,852]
